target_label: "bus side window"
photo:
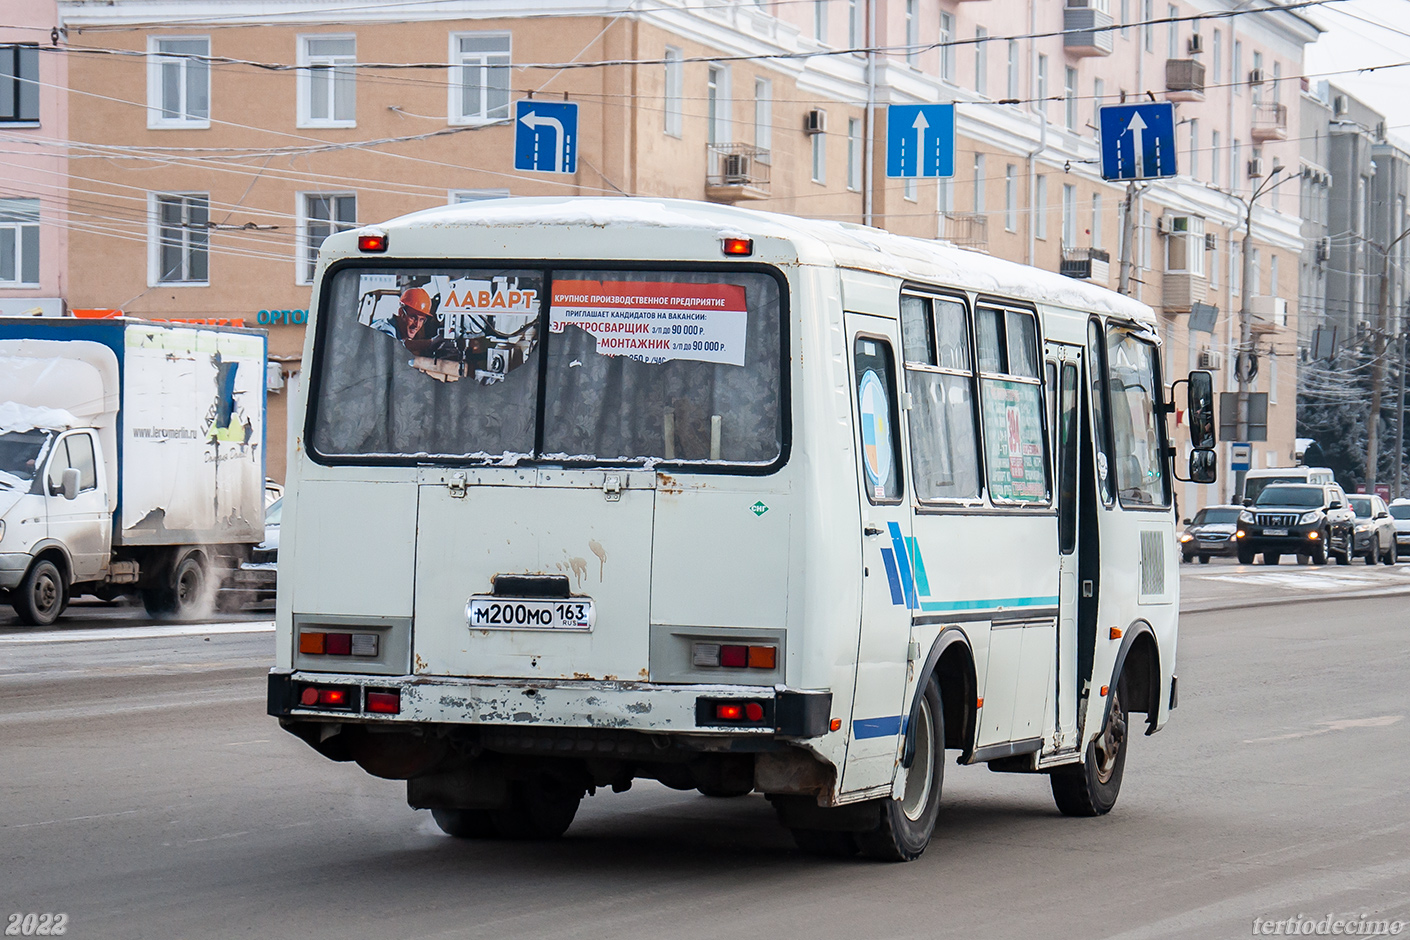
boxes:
[976,307,1049,505]
[1058,362,1080,553]
[1105,327,1170,508]
[854,336,903,504]
[902,294,981,501]
[1087,318,1116,506]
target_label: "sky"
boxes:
[1303,0,1410,147]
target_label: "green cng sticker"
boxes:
[750,501,769,517]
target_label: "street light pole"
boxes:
[1233,165,1287,501]
[1363,227,1410,493]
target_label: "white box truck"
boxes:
[0,317,267,625]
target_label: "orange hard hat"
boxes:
[399,286,433,316]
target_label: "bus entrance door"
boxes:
[841,315,914,793]
[1048,344,1084,754]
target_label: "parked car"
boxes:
[1391,499,1410,555]
[1235,483,1356,566]
[1348,494,1398,565]
[217,497,280,610]
[1179,505,1243,563]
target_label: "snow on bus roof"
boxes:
[379,197,1155,322]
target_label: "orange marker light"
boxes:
[976,697,984,708]
[358,233,388,252]
[747,645,777,669]
[299,632,326,655]
[829,718,842,732]
[1100,685,1109,697]
[1110,627,1124,640]
[721,237,753,256]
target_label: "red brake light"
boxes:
[367,691,400,714]
[299,687,319,706]
[744,702,765,722]
[358,233,388,252]
[720,645,748,668]
[716,703,744,721]
[318,689,347,706]
[721,237,753,256]
[325,633,352,656]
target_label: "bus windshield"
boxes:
[308,266,784,467]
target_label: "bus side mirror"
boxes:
[1186,370,1216,449]
[1189,449,1217,484]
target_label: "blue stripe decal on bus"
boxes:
[853,715,904,739]
[879,548,905,606]
[906,536,931,598]
[917,595,1061,613]
[887,522,918,609]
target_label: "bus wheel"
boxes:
[430,807,499,839]
[855,676,945,862]
[1051,688,1128,817]
[490,777,581,839]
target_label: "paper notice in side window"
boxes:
[549,279,748,366]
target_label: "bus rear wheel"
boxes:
[489,777,581,840]
[854,676,945,862]
[1051,687,1128,817]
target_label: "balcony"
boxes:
[1163,272,1209,312]
[1251,102,1288,142]
[1248,295,1288,334]
[1165,59,1206,102]
[939,213,988,251]
[1059,247,1110,283]
[1064,5,1114,57]
[705,144,770,203]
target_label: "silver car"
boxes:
[1348,494,1398,565]
[1390,499,1410,554]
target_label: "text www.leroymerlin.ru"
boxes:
[1253,914,1408,936]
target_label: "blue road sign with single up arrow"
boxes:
[1098,102,1177,181]
[514,99,578,174]
[886,104,955,178]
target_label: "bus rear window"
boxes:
[308,266,784,468]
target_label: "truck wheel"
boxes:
[142,555,207,619]
[430,808,500,839]
[1051,687,1127,817]
[13,559,67,627]
[489,777,581,839]
[855,676,945,862]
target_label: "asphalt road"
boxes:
[2,576,1407,940]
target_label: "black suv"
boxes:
[1235,483,1356,565]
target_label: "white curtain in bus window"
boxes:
[904,295,980,500]
[977,307,1049,503]
[1105,329,1169,506]
[309,267,542,459]
[541,270,782,464]
[854,337,902,502]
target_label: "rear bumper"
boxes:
[267,670,833,739]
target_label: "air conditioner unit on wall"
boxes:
[1198,348,1223,371]
[804,109,827,134]
[1248,67,1265,86]
[1187,33,1204,54]
[1205,232,1217,251]
[1247,157,1264,179]
[1315,236,1330,263]
[721,152,751,184]
[1333,94,1349,116]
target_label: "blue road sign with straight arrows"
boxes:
[1098,102,1177,181]
[886,104,955,178]
[514,99,578,174]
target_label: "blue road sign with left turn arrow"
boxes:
[1098,102,1176,181]
[886,104,955,178]
[514,100,578,174]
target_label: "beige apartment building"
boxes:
[49,0,1319,494]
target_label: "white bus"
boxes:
[269,198,1216,860]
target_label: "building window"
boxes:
[1252,50,1263,104]
[754,78,772,163]
[1091,193,1102,248]
[298,35,355,127]
[1233,40,1242,95]
[1064,66,1078,131]
[450,33,510,124]
[937,176,953,215]
[1121,0,1130,39]
[815,0,829,44]
[1141,209,1152,272]
[147,37,209,128]
[1143,0,1153,53]
[0,198,39,286]
[1036,55,1048,121]
[707,66,729,145]
[0,44,39,124]
[906,0,919,67]
[975,28,988,97]
[1004,165,1017,232]
[1272,61,1281,103]
[1062,184,1076,247]
[1211,129,1220,186]
[1035,175,1048,240]
[973,153,985,214]
[847,117,862,191]
[1165,215,1205,276]
[664,47,683,137]
[811,130,826,184]
[1232,138,1241,190]
[450,189,509,203]
[1211,29,1221,83]
[1270,253,1279,299]
[299,193,355,284]
[151,193,209,285]
[905,177,917,201]
[1092,78,1104,131]
[1188,117,1199,179]
[1006,40,1020,100]
[939,12,955,82]
[1167,4,1179,59]
[1209,234,1218,287]
[848,0,860,48]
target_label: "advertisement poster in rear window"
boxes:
[356,272,542,384]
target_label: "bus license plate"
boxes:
[1263,528,1288,536]
[466,597,594,632]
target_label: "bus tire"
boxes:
[13,559,67,627]
[430,807,499,839]
[489,777,581,840]
[855,676,945,862]
[1050,687,1128,817]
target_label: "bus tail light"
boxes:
[366,690,400,714]
[692,642,777,670]
[697,697,773,727]
[721,237,753,256]
[298,686,354,709]
[358,232,388,252]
